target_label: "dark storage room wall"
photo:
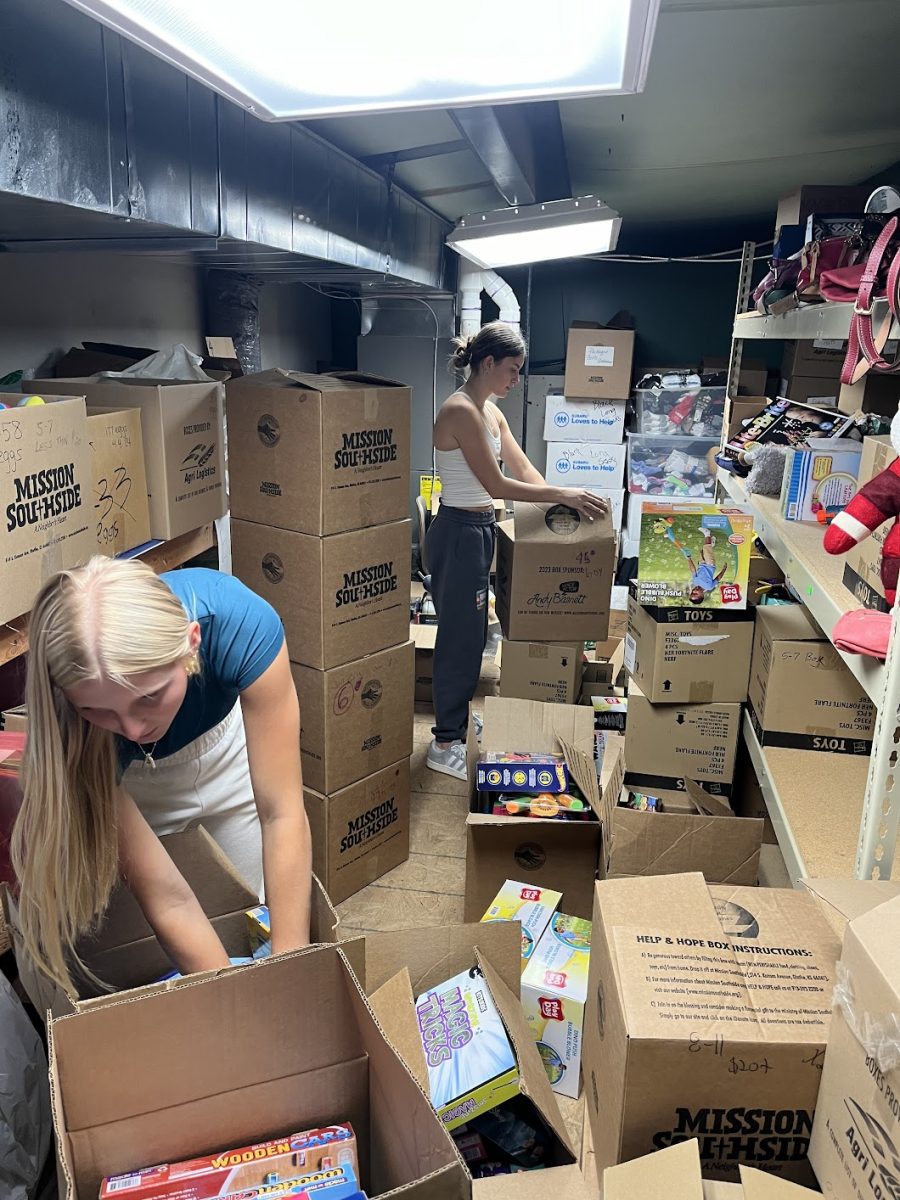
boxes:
[258,283,333,372]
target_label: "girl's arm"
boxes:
[240,643,312,955]
[117,790,231,973]
[494,406,545,485]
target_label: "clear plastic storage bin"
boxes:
[627,433,719,496]
[634,385,726,437]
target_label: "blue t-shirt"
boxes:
[690,562,717,592]
[117,568,284,770]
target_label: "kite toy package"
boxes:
[520,914,592,1099]
[415,967,520,1130]
[637,502,754,609]
[476,752,569,795]
[490,792,594,821]
[480,880,563,969]
[99,1125,358,1200]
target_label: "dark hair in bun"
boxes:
[449,321,527,375]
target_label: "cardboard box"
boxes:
[464,698,625,923]
[840,434,894,611]
[495,503,617,643]
[578,639,626,705]
[292,641,414,794]
[0,396,94,624]
[344,922,593,1198]
[781,339,846,381]
[564,326,635,400]
[636,503,755,611]
[543,394,626,443]
[36,378,227,540]
[1,704,28,731]
[780,438,863,523]
[232,518,411,671]
[807,887,900,1200]
[582,872,842,1183]
[603,778,763,884]
[780,374,840,407]
[304,759,410,905]
[411,622,436,705]
[747,605,876,754]
[544,440,627,488]
[625,588,755,704]
[499,640,584,705]
[625,683,741,796]
[48,942,470,1200]
[727,398,769,440]
[775,185,869,232]
[836,369,900,418]
[521,912,592,1099]
[226,370,411,536]
[4,827,339,1020]
[86,409,152,557]
[604,1139,824,1199]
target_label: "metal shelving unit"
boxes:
[727,249,900,883]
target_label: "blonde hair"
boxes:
[11,556,194,994]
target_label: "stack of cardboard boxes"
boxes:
[227,370,415,904]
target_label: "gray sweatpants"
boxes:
[426,504,497,744]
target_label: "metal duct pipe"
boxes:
[457,262,521,339]
[206,270,262,374]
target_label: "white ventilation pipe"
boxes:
[458,261,521,338]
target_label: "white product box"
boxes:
[480,879,563,971]
[543,395,626,444]
[544,442,627,489]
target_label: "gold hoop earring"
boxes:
[186,655,200,677]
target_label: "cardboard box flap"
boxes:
[755,604,823,642]
[799,878,900,925]
[369,967,429,1093]
[475,951,575,1161]
[556,734,601,815]
[607,809,762,886]
[412,623,438,651]
[605,1138,702,1200]
[473,1165,596,1200]
[740,1167,821,1200]
[512,501,615,545]
[684,777,736,818]
[76,827,256,954]
[327,370,408,389]
[482,696,594,759]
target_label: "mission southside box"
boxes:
[582,872,842,1185]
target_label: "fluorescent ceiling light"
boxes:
[62,0,660,120]
[447,198,622,269]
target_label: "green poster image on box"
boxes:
[637,502,754,609]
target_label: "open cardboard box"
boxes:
[3,826,339,1019]
[604,1139,822,1200]
[48,942,471,1200]
[578,638,626,705]
[343,921,594,1200]
[464,697,625,922]
[604,777,763,885]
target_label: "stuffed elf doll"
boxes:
[823,413,900,603]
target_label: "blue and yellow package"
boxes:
[416,966,520,1131]
[480,880,563,971]
[476,752,569,795]
[520,912,592,1099]
[246,905,273,959]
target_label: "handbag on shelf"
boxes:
[820,215,900,384]
[795,235,865,302]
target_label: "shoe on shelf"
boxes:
[472,712,483,741]
[427,739,468,781]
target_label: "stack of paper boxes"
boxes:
[227,369,414,903]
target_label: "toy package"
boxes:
[490,793,594,821]
[453,1095,556,1177]
[476,752,569,795]
[589,695,627,732]
[99,1126,358,1200]
[636,502,754,609]
[520,914,592,1099]
[480,880,563,969]
[720,397,855,467]
[620,792,662,812]
[246,905,273,959]
[223,1168,363,1199]
[415,967,520,1130]
[780,438,863,523]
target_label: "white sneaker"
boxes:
[427,739,468,781]
[472,712,484,741]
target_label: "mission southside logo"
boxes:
[339,795,399,853]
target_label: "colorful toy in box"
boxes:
[490,792,594,821]
[637,501,754,609]
[720,397,855,470]
[416,966,520,1130]
[100,1125,358,1200]
[590,695,627,732]
[223,1169,362,1199]
[480,879,562,970]
[246,904,273,959]
[520,913,592,1099]
[476,752,569,795]
[780,439,863,524]
[620,792,662,812]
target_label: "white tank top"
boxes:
[434,400,502,508]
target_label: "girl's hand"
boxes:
[557,488,609,521]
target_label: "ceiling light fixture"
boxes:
[61,0,660,120]
[447,197,622,269]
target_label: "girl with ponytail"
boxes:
[425,321,608,781]
[12,557,311,993]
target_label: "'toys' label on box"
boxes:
[334,428,398,470]
[5,465,83,531]
[335,560,397,607]
[340,796,399,852]
[652,1106,814,1165]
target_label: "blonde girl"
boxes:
[12,557,312,993]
